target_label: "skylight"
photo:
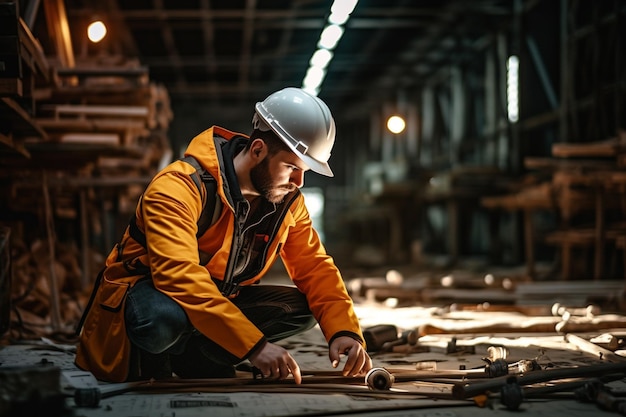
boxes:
[302,0,358,96]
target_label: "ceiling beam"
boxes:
[199,0,219,101]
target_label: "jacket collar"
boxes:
[216,134,248,207]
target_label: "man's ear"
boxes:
[250,138,267,159]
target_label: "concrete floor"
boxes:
[2,263,626,416]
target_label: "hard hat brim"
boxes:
[254,102,334,177]
[298,153,334,177]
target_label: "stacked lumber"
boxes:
[31,55,173,173]
[0,2,50,156]
[542,134,626,280]
[0,52,173,318]
[481,131,626,280]
[0,3,171,347]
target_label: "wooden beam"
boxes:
[42,0,75,68]
[552,138,623,158]
[0,97,47,138]
[46,104,150,118]
[35,117,147,132]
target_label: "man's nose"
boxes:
[290,170,305,188]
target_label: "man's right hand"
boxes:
[249,342,302,383]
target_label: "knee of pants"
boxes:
[125,286,191,353]
[295,313,318,333]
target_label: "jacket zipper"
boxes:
[220,191,299,296]
[221,200,248,296]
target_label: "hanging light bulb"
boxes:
[87,20,107,43]
[387,115,406,134]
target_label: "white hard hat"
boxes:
[253,87,336,177]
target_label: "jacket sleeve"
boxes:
[279,196,364,346]
[140,170,266,359]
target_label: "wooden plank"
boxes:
[552,138,624,158]
[552,170,626,189]
[58,133,120,146]
[419,313,626,336]
[0,96,47,138]
[46,104,149,118]
[35,117,146,132]
[545,229,596,246]
[42,84,156,107]
[17,18,49,79]
[53,64,149,91]
[564,334,626,362]
[524,157,617,171]
[481,182,555,211]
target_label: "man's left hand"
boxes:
[329,336,372,377]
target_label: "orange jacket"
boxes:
[75,126,364,382]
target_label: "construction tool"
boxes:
[575,379,626,415]
[380,329,421,352]
[362,324,399,352]
[565,333,626,362]
[452,361,626,402]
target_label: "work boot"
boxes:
[137,349,172,380]
[170,335,236,378]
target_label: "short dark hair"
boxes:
[248,129,291,156]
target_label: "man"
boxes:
[75,87,372,383]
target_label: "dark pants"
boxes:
[124,278,317,378]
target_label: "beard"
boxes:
[250,156,296,204]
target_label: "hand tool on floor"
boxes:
[551,302,600,319]
[565,333,626,362]
[363,364,536,392]
[362,324,399,352]
[446,336,475,355]
[484,371,626,411]
[452,361,626,403]
[380,329,421,352]
[481,346,541,378]
[575,378,626,416]
[370,367,443,390]
[73,381,146,407]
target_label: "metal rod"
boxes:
[452,361,626,399]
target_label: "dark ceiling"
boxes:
[31,0,512,132]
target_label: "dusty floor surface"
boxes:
[2,264,626,416]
